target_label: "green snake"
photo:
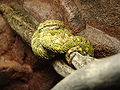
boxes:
[31,20,94,65]
[0,3,94,77]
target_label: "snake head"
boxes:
[37,20,65,31]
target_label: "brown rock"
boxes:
[0,14,33,86]
[78,25,120,58]
[23,0,86,34]
[0,0,120,89]
[74,0,120,39]
[0,12,61,90]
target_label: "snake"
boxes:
[0,3,94,77]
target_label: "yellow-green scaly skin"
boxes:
[31,20,94,63]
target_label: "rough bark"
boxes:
[52,53,120,90]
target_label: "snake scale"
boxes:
[0,3,94,77]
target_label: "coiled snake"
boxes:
[0,3,95,77]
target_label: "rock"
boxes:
[0,0,120,89]
[0,14,33,86]
[78,25,120,58]
[74,0,120,39]
[23,0,86,34]
[0,11,61,90]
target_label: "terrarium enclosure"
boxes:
[0,0,120,90]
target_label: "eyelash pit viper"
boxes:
[0,3,96,77]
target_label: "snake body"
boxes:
[0,3,94,77]
[31,20,94,64]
